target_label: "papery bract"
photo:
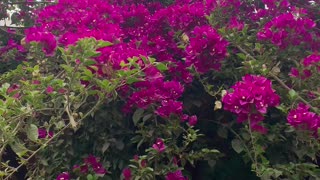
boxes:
[56,172,70,180]
[122,168,132,180]
[287,103,320,136]
[186,25,228,73]
[152,138,166,153]
[222,75,280,133]
[166,170,188,180]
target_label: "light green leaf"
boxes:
[237,53,246,60]
[87,174,95,180]
[155,63,168,71]
[9,141,28,157]
[27,124,38,142]
[288,89,298,100]
[98,41,113,47]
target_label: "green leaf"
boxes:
[217,128,228,139]
[127,77,140,84]
[273,169,283,178]
[87,174,96,180]
[27,124,38,142]
[142,114,153,122]
[133,108,144,125]
[9,141,28,157]
[84,60,97,66]
[208,160,216,167]
[288,89,298,100]
[155,63,168,71]
[140,56,148,64]
[98,41,113,47]
[231,139,244,153]
[115,140,125,150]
[86,51,101,58]
[57,47,65,53]
[102,142,110,153]
[237,53,246,60]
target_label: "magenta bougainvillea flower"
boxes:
[186,25,229,73]
[0,39,25,54]
[228,17,244,31]
[188,115,198,126]
[24,0,228,124]
[56,172,70,180]
[290,53,320,79]
[302,53,320,75]
[303,53,320,67]
[73,164,88,174]
[124,79,185,118]
[152,138,166,153]
[166,170,188,180]
[222,74,280,133]
[122,168,132,180]
[25,27,57,56]
[155,100,183,118]
[46,86,54,94]
[38,128,53,139]
[289,68,312,80]
[257,9,316,49]
[287,103,320,136]
[84,155,107,174]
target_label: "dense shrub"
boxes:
[0,0,319,179]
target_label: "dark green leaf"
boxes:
[217,128,228,139]
[231,139,244,153]
[133,108,144,125]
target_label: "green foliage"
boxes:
[0,38,152,179]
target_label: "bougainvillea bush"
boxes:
[0,0,320,179]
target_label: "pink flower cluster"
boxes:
[152,138,166,153]
[24,0,231,121]
[257,8,316,49]
[80,155,107,175]
[166,170,188,180]
[287,103,320,136]
[57,155,107,180]
[25,27,57,56]
[0,39,24,54]
[290,53,320,79]
[123,67,184,117]
[38,128,53,139]
[222,75,280,133]
[186,25,229,73]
